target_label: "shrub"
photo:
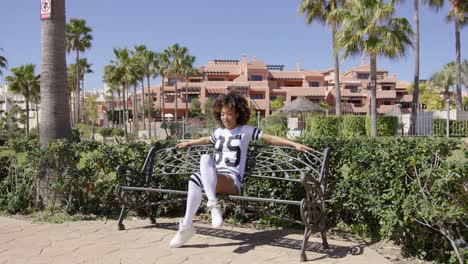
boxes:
[111,128,124,137]
[365,116,399,136]
[306,116,342,137]
[260,115,287,137]
[99,127,113,138]
[342,115,366,137]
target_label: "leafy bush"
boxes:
[6,137,39,153]
[365,116,399,136]
[111,128,124,137]
[260,115,287,137]
[99,127,113,138]
[306,116,342,137]
[342,115,366,137]
[298,136,464,263]
[433,119,468,136]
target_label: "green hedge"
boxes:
[0,137,466,263]
[365,116,399,136]
[306,115,398,137]
[342,115,366,137]
[433,119,468,136]
[307,116,342,137]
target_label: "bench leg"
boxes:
[320,216,329,249]
[300,226,312,262]
[117,206,130,231]
[145,206,157,225]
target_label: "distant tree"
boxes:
[66,18,93,123]
[165,43,189,125]
[5,64,40,137]
[190,98,203,118]
[83,96,98,140]
[330,0,413,137]
[0,105,25,140]
[427,62,456,101]
[270,95,285,112]
[425,0,468,110]
[0,48,7,76]
[298,0,346,115]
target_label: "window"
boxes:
[250,75,263,81]
[250,94,264,99]
[382,101,392,105]
[357,73,369,79]
[167,78,176,86]
[346,86,358,93]
[382,86,392,90]
[207,78,224,81]
[309,81,320,87]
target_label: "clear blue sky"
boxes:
[0,0,466,91]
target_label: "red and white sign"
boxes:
[40,0,52,20]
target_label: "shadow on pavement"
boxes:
[137,221,365,260]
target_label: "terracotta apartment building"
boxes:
[146,54,413,119]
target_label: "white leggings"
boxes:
[182,155,219,226]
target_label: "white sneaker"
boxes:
[169,222,196,248]
[207,199,223,228]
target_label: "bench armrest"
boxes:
[116,164,146,187]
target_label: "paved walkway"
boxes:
[0,216,390,264]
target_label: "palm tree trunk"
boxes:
[25,89,30,137]
[82,76,86,124]
[36,103,40,136]
[40,0,72,146]
[454,18,462,110]
[122,83,128,141]
[174,78,178,123]
[76,51,80,124]
[117,91,122,127]
[39,0,72,207]
[370,54,378,137]
[185,78,189,137]
[410,0,420,136]
[160,75,166,136]
[147,75,152,139]
[133,84,138,133]
[141,79,146,130]
[332,23,341,116]
[111,94,115,128]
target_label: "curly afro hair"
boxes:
[212,91,250,128]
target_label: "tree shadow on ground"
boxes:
[143,221,365,261]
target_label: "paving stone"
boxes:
[0,216,391,264]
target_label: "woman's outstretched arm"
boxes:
[260,134,313,152]
[176,137,212,148]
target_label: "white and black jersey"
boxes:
[208,125,262,188]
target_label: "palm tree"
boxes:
[66,18,93,124]
[128,60,142,133]
[104,48,135,141]
[0,48,7,76]
[133,45,158,139]
[298,0,345,116]
[156,52,170,128]
[180,55,197,122]
[427,62,456,101]
[165,44,189,126]
[330,0,413,137]
[105,83,120,128]
[425,0,467,110]
[67,62,79,126]
[5,64,40,137]
[78,57,93,118]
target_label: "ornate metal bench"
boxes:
[115,144,331,262]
